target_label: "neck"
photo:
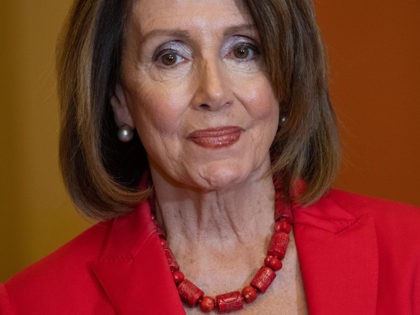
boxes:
[150,164,277,295]
[150,163,276,255]
[149,164,300,309]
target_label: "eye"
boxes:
[231,42,259,61]
[155,49,185,67]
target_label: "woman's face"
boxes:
[114,0,279,191]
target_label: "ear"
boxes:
[110,84,135,128]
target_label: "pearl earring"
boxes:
[117,125,134,142]
[280,116,287,125]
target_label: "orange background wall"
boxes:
[0,1,419,281]
[315,1,420,206]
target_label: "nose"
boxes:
[191,58,233,111]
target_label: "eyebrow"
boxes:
[223,24,256,37]
[139,29,191,44]
[139,23,257,44]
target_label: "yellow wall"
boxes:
[0,1,90,281]
[1,1,419,282]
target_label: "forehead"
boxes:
[128,0,252,35]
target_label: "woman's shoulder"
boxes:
[324,190,420,312]
[1,221,113,314]
[327,188,420,223]
[6,220,111,283]
[300,188,420,232]
[327,189,420,251]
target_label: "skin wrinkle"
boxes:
[162,180,274,246]
[112,0,307,313]
[60,0,339,220]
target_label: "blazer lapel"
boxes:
[91,189,378,314]
[294,191,379,314]
[91,201,185,314]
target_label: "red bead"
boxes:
[178,279,204,307]
[267,232,289,259]
[274,220,292,234]
[264,255,283,271]
[242,286,258,303]
[274,200,293,222]
[216,291,244,313]
[172,271,185,284]
[160,239,179,272]
[199,296,215,312]
[154,223,167,239]
[251,267,276,293]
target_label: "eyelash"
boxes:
[154,48,186,67]
[152,40,191,68]
[228,42,260,61]
[152,38,261,68]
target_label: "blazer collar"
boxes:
[91,201,185,314]
[92,190,379,314]
[293,190,379,314]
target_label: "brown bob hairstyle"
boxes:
[57,0,339,220]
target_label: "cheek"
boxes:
[237,77,279,122]
[127,83,188,135]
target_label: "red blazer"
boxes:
[1,190,419,314]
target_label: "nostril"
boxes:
[199,103,212,110]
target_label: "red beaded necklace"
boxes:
[151,190,293,313]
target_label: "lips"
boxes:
[187,126,243,149]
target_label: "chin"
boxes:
[195,164,252,191]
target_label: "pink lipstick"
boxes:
[187,126,243,149]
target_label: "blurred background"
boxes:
[1,0,419,281]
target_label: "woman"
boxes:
[1,0,419,314]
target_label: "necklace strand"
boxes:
[151,190,293,313]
